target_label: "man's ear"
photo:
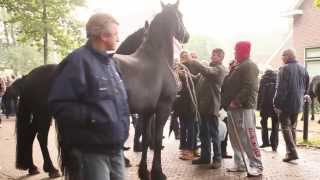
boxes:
[100,32,110,42]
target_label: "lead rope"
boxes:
[175,63,201,122]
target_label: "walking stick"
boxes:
[228,111,249,173]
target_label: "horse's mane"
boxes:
[116,28,145,55]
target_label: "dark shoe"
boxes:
[247,173,262,177]
[222,154,233,159]
[282,154,298,162]
[259,144,270,148]
[226,167,246,172]
[272,147,277,152]
[28,166,40,175]
[210,159,222,169]
[192,158,210,165]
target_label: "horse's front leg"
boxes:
[139,113,152,180]
[151,104,171,180]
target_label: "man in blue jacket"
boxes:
[274,49,309,163]
[48,13,129,180]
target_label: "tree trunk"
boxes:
[42,0,48,64]
[10,23,16,46]
[3,21,10,45]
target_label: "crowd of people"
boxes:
[0,12,310,179]
[0,74,18,128]
[169,45,309,177]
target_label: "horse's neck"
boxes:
[136,28,174,67]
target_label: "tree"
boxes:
[315,0,320,8]
[0,46,43,75]
[183,34,221,62]
[0,0,85,64]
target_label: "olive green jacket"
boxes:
[221,59,259,110]
[191,61,227,116]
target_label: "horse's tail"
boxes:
[15,95,33,170]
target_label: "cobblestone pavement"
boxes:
[1,118,320,180]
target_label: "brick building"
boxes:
[268,0,320,77]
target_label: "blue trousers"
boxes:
[65,149,125,180]
[199,114,221,161]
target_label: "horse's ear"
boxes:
[160,1,165,9]
[144,21,149,30]
[174,0,180,8]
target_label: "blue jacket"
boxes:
[274,60,309,114]
[48,42,130,152]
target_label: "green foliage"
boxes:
[183,34,219,62]
[315,0,320,8]
[0,0,85,62]
[0,46,44,75]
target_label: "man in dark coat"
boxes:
[274,49,309,162]
[190,48,227,169]
[48,13,129,180]
[257,70,279,151]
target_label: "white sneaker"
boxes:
[247,168,263,177]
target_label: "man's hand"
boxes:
[229,100,240,109]
[274,107,281,114]
[304,94,311,103]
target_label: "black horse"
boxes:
[9,65,61,178]
[11,1,188,179]
[113,1,189,179]
[308,75,320,122]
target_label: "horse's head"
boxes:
[5,77,25,98]
[160,0,189,43]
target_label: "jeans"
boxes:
[179,113,195,150]
[199,114,221,161]
[65,149,125,180]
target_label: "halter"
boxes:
[174,11,187,43]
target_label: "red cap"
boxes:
[235,41,251,63]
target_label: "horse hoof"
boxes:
[28,166,40,175]
[49,169,61,178]
[138,168,150,180]
[151,170,167,180]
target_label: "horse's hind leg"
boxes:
[151,105,171,180]
[138,113,152,180]
[25,123,39,175]
[36,114,60,178]
[311,97,315,120]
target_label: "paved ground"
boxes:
[1,117,320,180]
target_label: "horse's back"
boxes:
[114,54,165,113]
[21,64,57,109]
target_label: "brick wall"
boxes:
[293,0,320,63]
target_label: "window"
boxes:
[305,47,320,77]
